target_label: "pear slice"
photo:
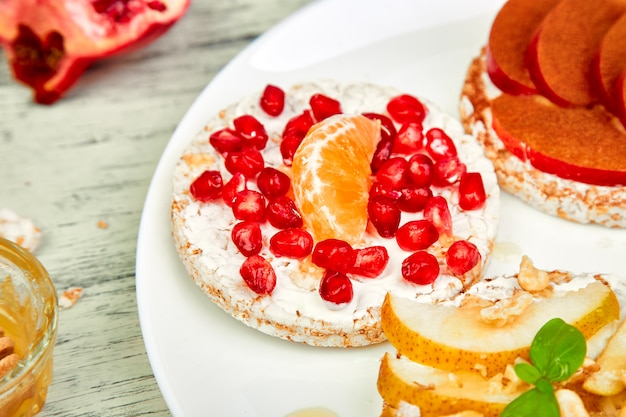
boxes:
[377,353,525,417]
[583,318,626,396]
[381,281,620,378]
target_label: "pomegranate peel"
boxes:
[0,0,190,104]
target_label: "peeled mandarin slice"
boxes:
[377,353,523,417]
[291,114,380,245]
[381,281,620,378]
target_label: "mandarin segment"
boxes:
[291,114,380,245]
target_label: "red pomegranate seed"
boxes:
[370,137,394,174]
[257,167,291,198]
[375,157,410,190]
[309,93,342,121]
[280,132,304,167]
[396,185,433,212]
[266,196,303,229]
[240,254,276,295]
[407,153,434,187]
[424,196,453,237]
[319,270,353,305]
[222,172,247,207]
[311,239,355,273]
[224,147,265,179]
[393,122,424,154]
[367,195,401,238]
[386,94,427,124]
[259,84,285,117]
[233,115,269,150]
[348,246,389,278]
[446,240,481,275]
[190,170,223,202]
[283,110,314,138]
[458,172,487,210]
[402,251,440,285]
[231,221,263,257]
[369,181,402,201]
[232,189,266,222]
[269,228,313,259]
[209,128,242,154]
[362,112,397,142]
[424,128,457,161]
[395,220,439,251]
[432,156,466,187]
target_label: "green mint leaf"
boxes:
[500,387,560,417]
[514,362,542,385]
[529,318,586,382]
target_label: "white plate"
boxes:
[136,0,626,416]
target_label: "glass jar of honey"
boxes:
[0,237,57,416]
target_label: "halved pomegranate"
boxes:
[0,0,190,104]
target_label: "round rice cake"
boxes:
[460,48,626,228]
[170,80,500,347]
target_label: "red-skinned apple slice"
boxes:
[526,0,626,107]
[593,12,626,112]
[491,94,626,186]
[486,0,560,96]
[0,0,190,104]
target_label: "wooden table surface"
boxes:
[0,1,311,415]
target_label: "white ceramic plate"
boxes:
[136,0,626,415]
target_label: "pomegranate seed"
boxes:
[395,220,439,251]
[233,115,269,150]
[367,195,401,238]
[446,240,481,275]
[386,94,427,124]
[232,189,266,222]
[375,157,410,189]
[407,153,434,187]
[458,172,487,210]
[424,128,457,161]
[362,112,397,142]
[424,196,453,237]
[283,110,314,138]
[348,246,389,278]
[147,1,167,12]
[269,228,313,259]
[231,221,263,257]
[370,137,394,174]
[257,167,291,198]
[402,251,440,285]
[240,254,276,295]
[266,196,303,229]
[309,93,342,121]
[433,156,466,186]
[369,181,402,201]
[259,84,285,116]
[224,147,264,179]
[319,270,353,305]
[396,185,433,212]
[190,170,223,202]
[311,239,355,273]
[280,132,304,167]
[222,172,247,206]
[209,128,242,154]
[393,122,424,154]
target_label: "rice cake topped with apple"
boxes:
[170,80,500,347]
[459,0,626,228]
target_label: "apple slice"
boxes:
[381,281,620,378]
[486,0,560,95]
[583,318,626,396]
[615,70,626,128]
[526,0,626,106]
[593,12,626,111]
[491,93,626,186]
[377,353,526,417]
